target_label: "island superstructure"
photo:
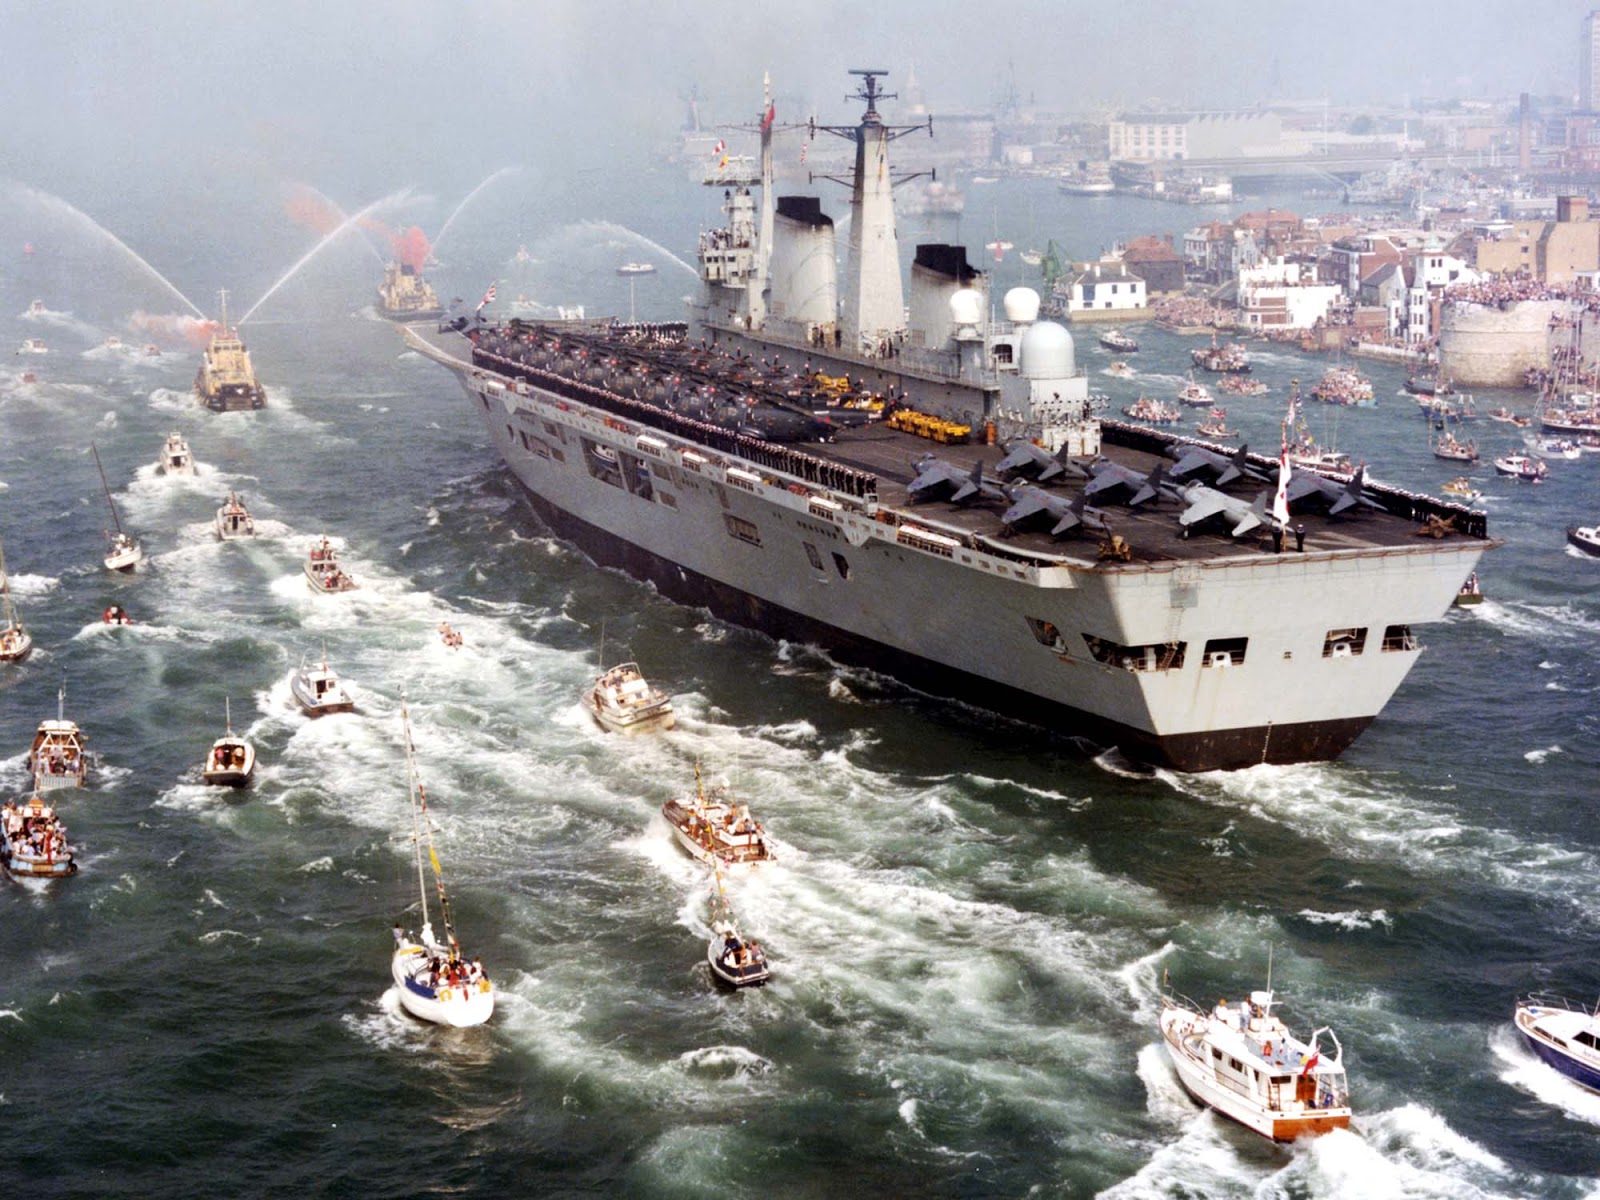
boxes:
[404,70,1495,772]
[194,290,267,411]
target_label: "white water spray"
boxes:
[433,166,521,254]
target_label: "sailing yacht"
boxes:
[202,698,256,787]
[0,535,32,663]
[91,444,142,572]
[390,701,495,1027]
[705,866,769,988]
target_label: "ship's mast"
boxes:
[218,288,230,336]
[810,69,932,353]
[753,72,775,330]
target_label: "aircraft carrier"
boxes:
[403,71,1496,772]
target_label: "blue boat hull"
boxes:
[1518,1027,1600,1092]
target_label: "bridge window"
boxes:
[1381,624,1417,652]
[1202,637,1248,668]
[1321,627,1367,658]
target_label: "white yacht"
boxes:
[290,658,355,717]
[661,767,775,867]
[215,492,256,540]
[583,662,675,734]
[157,432,196,476]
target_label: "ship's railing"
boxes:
[1100,419,1491,540]
[470,342,878,502]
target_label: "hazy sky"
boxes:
[1,0,1587,195]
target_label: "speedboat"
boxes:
[0,795,76,880]
[156,431,196,476]
[1494,453,1548,481]
[1567,524,1600,557]
[661,767,776,867]
[16,338,46,355]
[1454,572,1484,607]
[1515,997,1600,1092]
[202,698,255,787]
[1159,986,1351,1141]
[31,683,86,792]
[1099,329,1139,353]
[584,662,676,734]
[390,701,494,1027]
[290,658,355,717]
[0,535,33,664]
[708,921,770,988]
[215,492,255,540]
[1442,476,1482,503]
[304,535,357,593]
[616,262,656,276]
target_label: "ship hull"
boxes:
[512,478,1372,770]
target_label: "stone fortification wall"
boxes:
[1438,300,1561,388]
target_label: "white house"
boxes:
[1060,261,1148,317]
[1235,258,1341,330]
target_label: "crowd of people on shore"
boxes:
[1443,276,1590,311]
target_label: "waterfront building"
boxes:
[1107,111,1282,161]
[1583,10,1600,112]
[1120,235,1186,294]
[1059,260,1149,319]
[1474,196,1600,284]
[1235,259,1341,331]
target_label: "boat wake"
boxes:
[1490,1024,1600,1126]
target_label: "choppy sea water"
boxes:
[2,175,1599,1198]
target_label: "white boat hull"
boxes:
[104,545,142,572]
[290,671,355,717]
[203,738,255,787]
[584,695,675,734]
[707,934,769,987]
[391,944,494,1027]
[0,627,32,664]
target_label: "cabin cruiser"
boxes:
[584,662,675,734]
[215,492,255,540]
[1098,329,1138,353]
[290,658,355,716]
[31,685,86,791]
[202,699,255,787]
[1537,437,1582,461]
[1159,987,1351,1141]
[1567,524,1600,557]
[156,432,196,476]
[1515,997,1600,1092]
[0,795,76,880]
[304,535,357,593]
[1494,453,1548,482]
[661,769,775,867]
[1177,375,1213,408]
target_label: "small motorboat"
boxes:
[584,661,675,734]
[27,299,45,316]
[0,535,33,664]
[1487,406,1522,424]
[202,698,255,787]
[1105,361,1135,379]
[1176,374,1214,408]
[661,766,776,867]
[31,682,86,792]
[304,535,357,593]
[92,445,142,572]
[215,492,256,540]
[1515,996,1600,1092]
[1494,453,1548,482]
[1538,437,1582,461]
[1454,572,1484,607]
[16,338,46,355]
[390,701,494,1027]
[0,795,77,880]
[101,604,133,626]
[708,920,770,988]
[616,262,656,276]
[1195,407,1236,440]
[1159,984,1351,1141]
[1431,431,1479,463]
[1442,476,1482,503]
[289,657,355,717]
[156,431,196,476]
[1567,524,1600,557]
[1098,329,1139,353]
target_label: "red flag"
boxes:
[1300,1049,1319,1076]
[761,103,775,131]
[712,139,725,156]
[475,283,496,312]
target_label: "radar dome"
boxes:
[1020,320,1076,380]
[949,287,984,328]
[1003,287,1041,324]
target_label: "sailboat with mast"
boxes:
[706,863,770,988]
[91,444,142,572]
[202,698,256,787]
[0,534,32,663]
[390,701,495,1027]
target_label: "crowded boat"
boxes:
[0,795,76,880]
[661,766,776,867]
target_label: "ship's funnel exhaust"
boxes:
[909,244,984,350]
[768,197,837,337]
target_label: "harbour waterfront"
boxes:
[3,175,1600,1197]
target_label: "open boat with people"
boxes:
[1191,335,1250,374]
[661,765,775,867]
[1514,996,1600,1092]
[1442,476,1482,503]
[156,431,196,476]
[215,492,255,540]
[101,604,133,626]
[1454,572,1484,607]
[1195,407,1236,440]
[31,682,86,791]
[584,661,676,734]
[202,698,255,787]
[706,868,769,988]
[1121,397,1181,425]
[92,444,142,572]
[390,700,494,1027]
[289,655,355,717]
[0,534,33,664]
[1159,982,1351,1141]
[304,535,357,593]
[1431,430,1479,463]
[0,795,76,880]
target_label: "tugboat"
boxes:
[289,655,356,717]
[0,534,33,664]
[91,444,142,572]
[194,290,267,411]
[390,699,494,1027]
[201,698,255,787]
[30,681,87,792]
[0,795,77,880]
[156,431,196,476]
[215,492,255,540]
[375,260,444,322]
[304,535,357,593]
[1176,373,1214,408]
[661,765,776,867]
[583,661,676,734]
[1159,981,1352,1141]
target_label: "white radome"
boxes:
[1020,319,1075,380]
[949,287,984,329]
[1002,286,1040,324]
